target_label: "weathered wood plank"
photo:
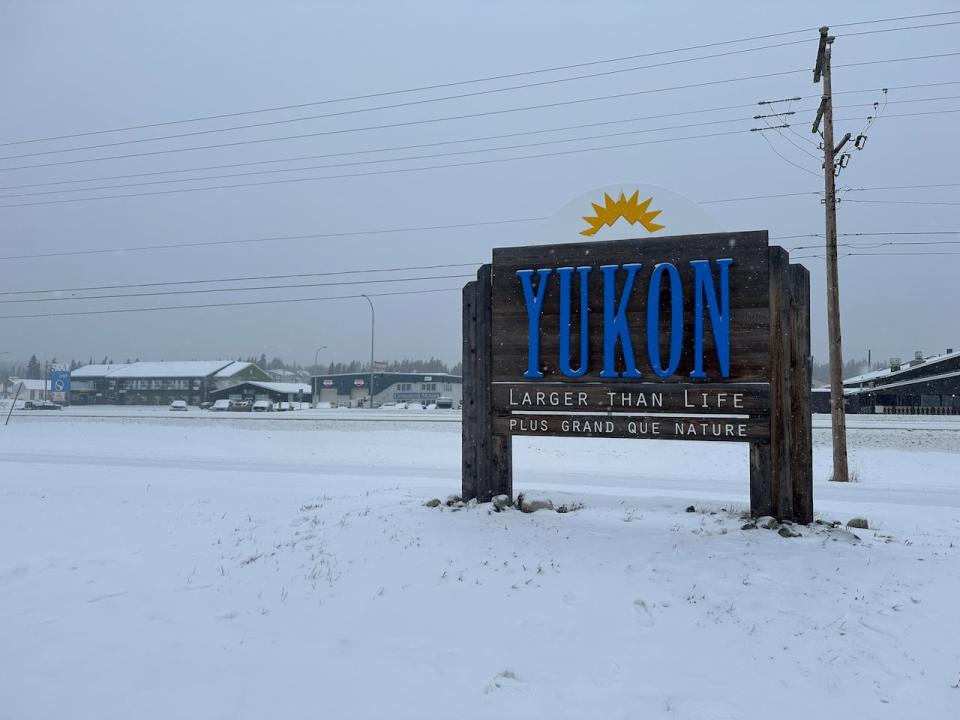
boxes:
[492,382,771,415]
[494,413,767,442]
[789,263,813,524]
[490,231,771,384]
[461,280,479,501]
[768,247,793,520]
[749,442,773,517]
[475,265,494,501]
[491,434,513,500]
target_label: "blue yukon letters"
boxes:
[517,258,733,380]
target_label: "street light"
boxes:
[312,345,327,408]
[360,294,375,410]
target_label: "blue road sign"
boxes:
[50,369,71,394]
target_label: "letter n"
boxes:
[689,259,732,379]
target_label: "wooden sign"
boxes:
[462,230,812,524]
[491,231,771,443]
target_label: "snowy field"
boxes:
[1,412,959,719]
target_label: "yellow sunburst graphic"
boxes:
[580,191,665,237]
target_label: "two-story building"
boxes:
[70,360,271,405]
[311,372,462,408]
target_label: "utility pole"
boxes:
[361,295,375,410]
[813,26,850,482]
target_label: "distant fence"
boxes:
[874,406,960,415]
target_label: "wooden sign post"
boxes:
[462,230,812,524]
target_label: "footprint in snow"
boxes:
[483,669,521,695]
[633,598,655,627]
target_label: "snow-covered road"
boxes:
[1,415,958,719]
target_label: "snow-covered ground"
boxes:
[1,413,958,719]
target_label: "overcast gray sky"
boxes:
[0,0,957,369]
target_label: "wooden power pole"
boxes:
[813,26,850,482]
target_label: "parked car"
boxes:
[199,401,213,410]
[229,400,252,412]
[436,397,454,409]
[210,399,232,411]
[252,399,274,412]
[22,401,62,410]
[169,400,188,411]
[380,401,397,409]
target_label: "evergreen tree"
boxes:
[26,355,41,379]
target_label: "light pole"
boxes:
[360,295,375,409]
[312,345,327,408]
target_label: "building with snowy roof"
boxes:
[69,360,270,405]
[812,347,960,415]
[208,381,312,406]
[2,378,50,401]
[310,371,462,408]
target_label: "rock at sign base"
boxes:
[757,516,779,530]
[778,525,801,538]
[741,521,757,530]
[685,505,696,513]
[423,498,441,508]
[517,493,554,513]
[445,494,462,507]
[847,517,869,530]
[492,494,513,512]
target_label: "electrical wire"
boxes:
[3,10,955,149]
[3,51,958,173]
[0,182,954,262]
[0,128,758,207]
[1,107,956,208]
[0,287,465,321]
[0,273,476,305]
[5,234,958,298]
[0,39,825,162]
[0,217,548,261]
[6,94,952,193]
[0,262,486,297]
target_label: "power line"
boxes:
[4,10,955,149]
[0,217,547,261]
[0,262,486,296]
[0,115,770,200]
[755,129,823,178]
[3,51,957,173]
[7,94,949,193]
[0,128,756,207]
[0,239,955,314]
[0,69,818,172]
[794,250,960,260]
[840,19,960,37]
[0,181,952,267]
[6,233,957,298]
[0,287,465,321]
[3,108,957,209]
[2,243,953,320]
[784,238,960,251]
[0,273,476,305]
[842,199,960,206]
[0,39,824,162]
